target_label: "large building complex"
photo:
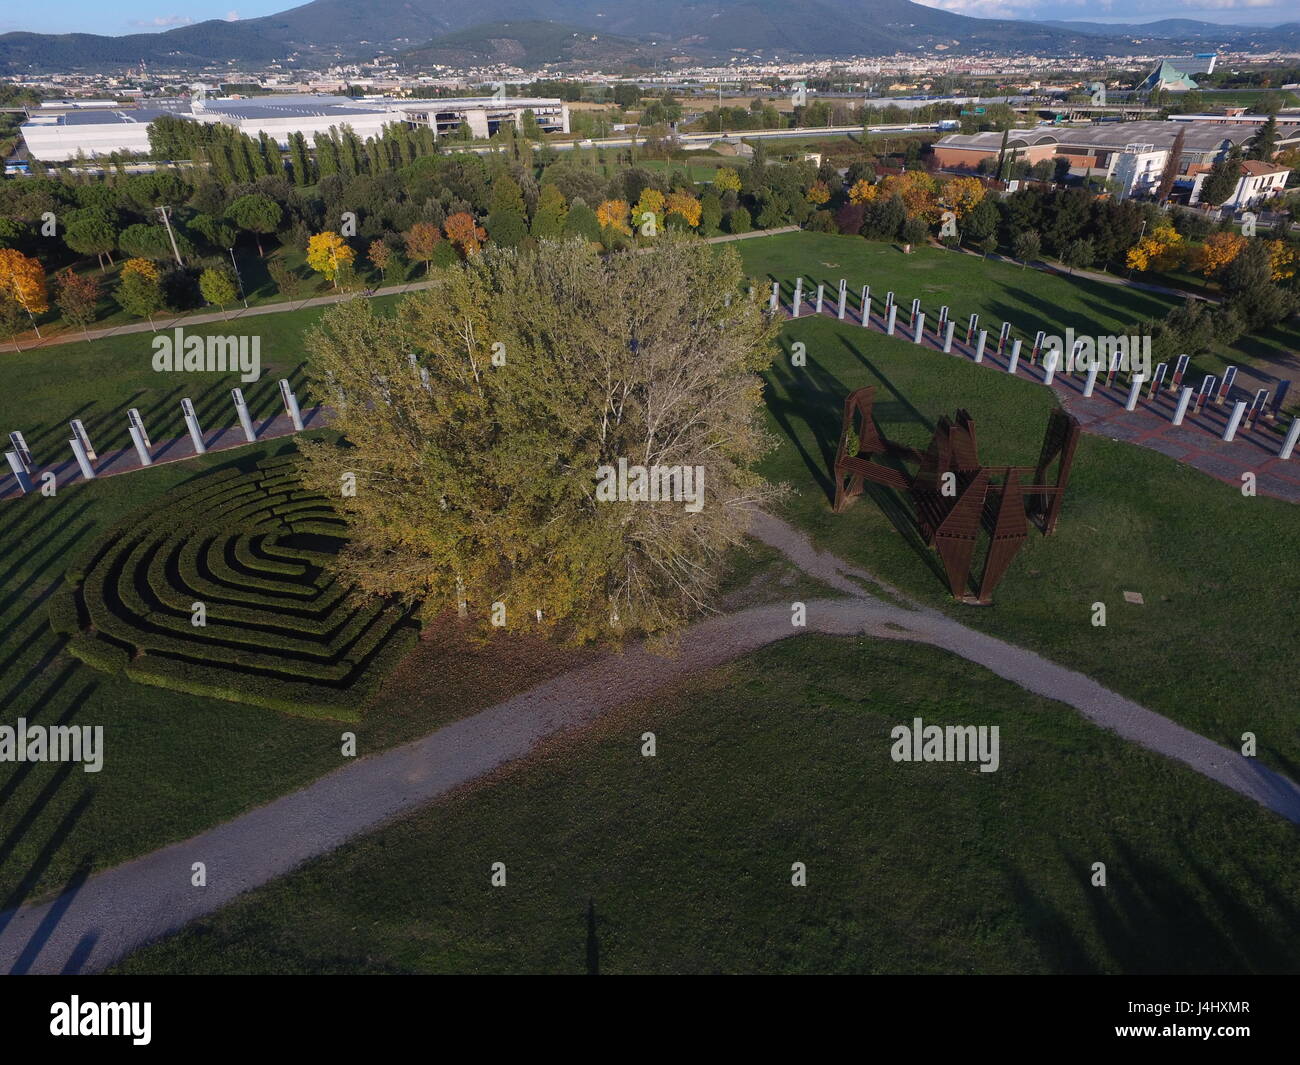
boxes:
[933,118,1299,203]
[19,92,570,161]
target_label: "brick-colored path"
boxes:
[777,287,1300,503]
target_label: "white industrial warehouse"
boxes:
[19,90,570,161]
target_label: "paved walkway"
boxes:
[0,280,444,355]
[777,290,1300,503]
[2,510,1297,974]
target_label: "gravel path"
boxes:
[2,511,1296,974]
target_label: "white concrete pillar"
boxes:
[1125,376,1145,411]
[129,425,153,466]
[1007,339,1021,374]
[280,379,305,431]
[913,313,925,343]
[1043,349,1059,386]
[1279,416,1300,460]
[1083,364,1099,397]
[69,437,95,480]
[5,451,32,493]
[1222,401,1247,442]
[886,304,897,336]
[974,329,987,363]
[770,281,779,314]
[182,399,206,455]
[232,388,257,443]
[943,321,955,353]
[1171,387,1193,426]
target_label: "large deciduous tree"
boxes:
[296,238,781,643]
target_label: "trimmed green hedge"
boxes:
[55,457,417,719]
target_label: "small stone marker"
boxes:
[1147,362,1167,398]
[1194,375,1216,414]
[1216,366,1237,405]
[1123,591,1145,605]
[1244,389,1268,430]
[1271,380,1291,418]
[1170,354,1190,391]
[1104,352,1121,390]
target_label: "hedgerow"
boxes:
[55,459,415,720]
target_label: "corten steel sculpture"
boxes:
[832,386,1081,604]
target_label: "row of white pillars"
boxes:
[5,380,310,494]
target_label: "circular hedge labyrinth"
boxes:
[50,455,418,720]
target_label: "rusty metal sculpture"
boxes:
[832,386,1080,604]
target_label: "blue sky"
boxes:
[2,0,1292,36]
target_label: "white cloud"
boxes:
[225,9,240,19]
[130,15,194,28]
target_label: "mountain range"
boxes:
[3,0,1300,73]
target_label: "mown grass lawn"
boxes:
[114,634,1300,975]
[737,230,1300,410]
[749,303,1300,775]
[0,289,818,908]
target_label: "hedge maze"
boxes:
[49,455,418,720]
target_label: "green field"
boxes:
[115,634,1300,974]
[732,236,1299,773]
[0,291,812,906]
[736,231,1300,409]
[3,230,1297,973]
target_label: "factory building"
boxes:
[19,92,569,161]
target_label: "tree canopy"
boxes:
[297,238,781,643]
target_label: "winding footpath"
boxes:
[1,511,1298,974]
